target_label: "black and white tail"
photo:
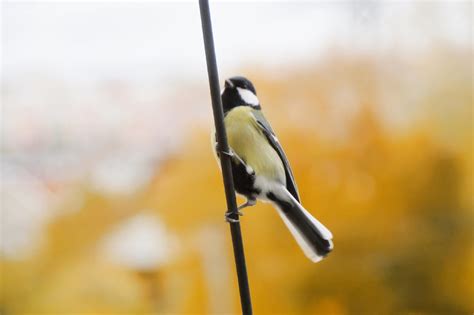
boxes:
[267,188,333,263]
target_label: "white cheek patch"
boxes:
[237,87,259,106]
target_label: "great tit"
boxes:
[213,76,333,263]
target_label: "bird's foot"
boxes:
[225,199,256,222]
[225,210,243,223]
[237,199,256,214]
[220,149,234,157]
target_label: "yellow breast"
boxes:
[224,106,285,183]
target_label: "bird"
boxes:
[212,76,333,263]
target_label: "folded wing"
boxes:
[251,110,301,202]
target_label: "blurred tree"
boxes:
[1,52,472,314]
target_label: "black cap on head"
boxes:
[225,76,257,94]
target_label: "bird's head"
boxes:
[221,76,260,113]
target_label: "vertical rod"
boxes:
[198,0,253,314]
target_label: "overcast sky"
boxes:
[3,1,470,84]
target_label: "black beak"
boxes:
[224,79,234,89]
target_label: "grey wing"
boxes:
[251,110,301,202]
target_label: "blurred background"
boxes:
[1,1,473,314]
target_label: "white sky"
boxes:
[2,2,345,83]
[3,1,470,83]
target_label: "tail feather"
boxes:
[267,189,333,263]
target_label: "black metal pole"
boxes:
[198,0,253,314]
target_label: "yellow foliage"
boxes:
[2,52,472,314]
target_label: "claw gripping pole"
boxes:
[198,0,253,314]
